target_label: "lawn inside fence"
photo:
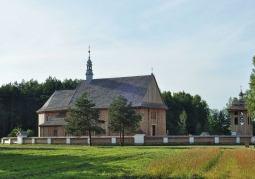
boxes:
[0,144,254,179]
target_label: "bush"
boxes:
[7,127,35,137]
[7,127,22,137]
[27,129,35,137]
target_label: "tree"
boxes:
[245,56,255,118]
[208,109,230,135]
[7,127,22,137]
[226,97,238,108]
[178,109,187,135]
[64,92,105,146]
[108,96,142,146]
[162,91,210,135]
[0,77,79,138]
[195,122,203,135]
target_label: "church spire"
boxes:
[239,86,244,100]
[86,46,93,84]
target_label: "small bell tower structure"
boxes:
[86,46,93,84]
[227,89,253,135]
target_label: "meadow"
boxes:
[0,144,254,179]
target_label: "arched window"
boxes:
[235,117,238,125]
[240,117,244,125]
[240,111,243,116]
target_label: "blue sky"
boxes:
[1,0,255,109]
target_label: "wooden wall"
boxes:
[230,110,253,135]
[40,126,67,137]
[39,107,166,137]
[143,78,163,104]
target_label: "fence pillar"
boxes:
[236,137,240,144]
[66,138,70,144]
[88,138,90,145]
[1,138,4,144]
[251,136,254,144]
[111,137,116,144]
[163,137,168,144]
[32,138,35,144]
[134,134,145,144]
[16,131,27,144]
[9,138,11,144]
[47,138,51,144]
[215,137,219,144]
[189,137,194,144]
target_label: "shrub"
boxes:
[7,127,22,137]
[27,129,35,137]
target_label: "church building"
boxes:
[227,90,253,135]
[37,50,167,137]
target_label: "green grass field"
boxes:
[0,144,254,179]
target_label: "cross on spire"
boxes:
[88,45,90,58]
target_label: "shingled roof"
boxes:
[37,75,167,113]
[227,91,247,111]
[37,90,75,112]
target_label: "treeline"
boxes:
[162,91,232,135]
[0,77,79,138]
[0,77,234,138]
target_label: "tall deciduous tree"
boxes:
[245,56,255,118]
[162,91,210,135]
[208,109,230,135]
[64,92,105,146]
[108,96,142,146]
[178,109,187,135]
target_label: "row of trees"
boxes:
[162,91,233,135]
[0,77,79,138]
[2,73,249,139]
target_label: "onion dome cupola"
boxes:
[85,46,93,84]
[239,90,244,100]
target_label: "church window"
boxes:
[234,117,238,125]
[151,112,156,119]
[234,111,238,115]
[53,130,57,136]
[240,117,244,125]
[240,112,243,116]
[152,125,156,136]
[47,116,51,121]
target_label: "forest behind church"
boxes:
[0,77,238,138]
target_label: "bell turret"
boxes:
[86,46,93,84]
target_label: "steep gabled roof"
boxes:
[37,90,75,112]
[37,75,167,113]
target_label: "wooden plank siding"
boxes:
[143,78,163,104]
[40,108,166,137]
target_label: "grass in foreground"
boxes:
[0,144,254,179]
[0,144,180,179]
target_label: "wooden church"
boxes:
[37,50,167,137]
[227,90,253,135]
